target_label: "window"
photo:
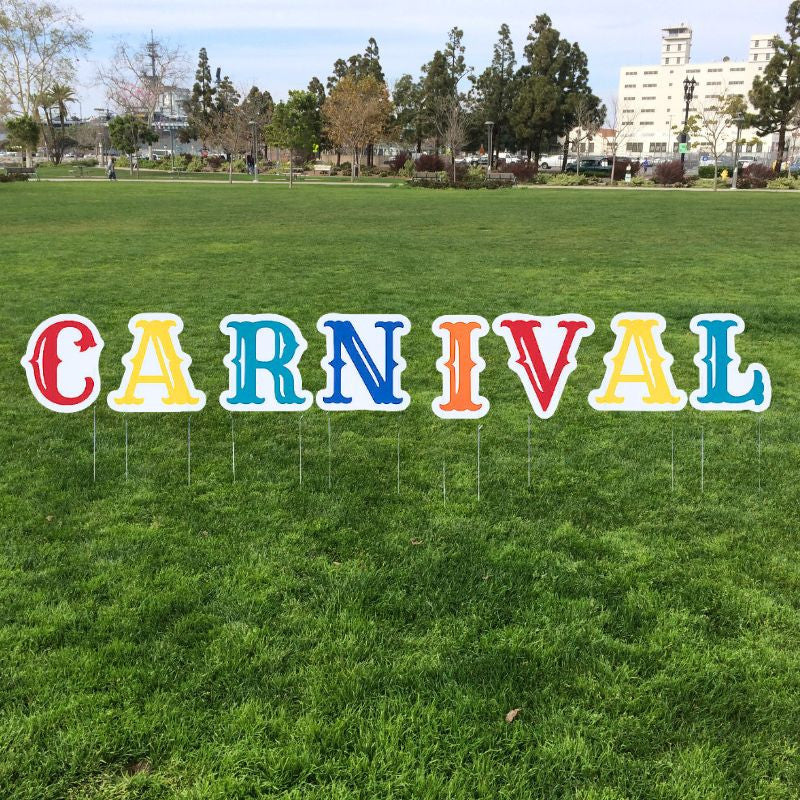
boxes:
[664,58,669,65]
[625,70,638,76]
[624,84,636,88]
[756,142,763,153]
[678,44,683,51]
[642,96,656,100]
[642,109,655,113]
[746,143,754,152]
[643,83,657,88]
[708,68,722,73]
[627,142,643,153]
[624,96,636,100]
[687,68,700,73]
[753,54,758,60]
[644,70,658,75]
[640,121,654,126]
[730,81,744,85]
[707,82,721,86]
[726,142,733,152]
[666,45,671,52]
[730,67,745,72]
[754,40,759,48]
[649,142,667,153]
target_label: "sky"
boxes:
[69,0,791,115]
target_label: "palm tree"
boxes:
[36,84,76,164]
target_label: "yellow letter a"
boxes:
[108,313,206,412]
[588,314,686,411]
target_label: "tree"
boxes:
[325,39,386,165]
[685,91,748,188]
[242,85,273,160]
[569,92,605,176]
[421,28,471,152]
[436,99,467,181]
[181,47,216,145]
[0,0,89,164]
[606,97,639,183]
[37,81,75,163]
[324,74,392,181]
[750,1,800,172]
[97,33,187,154]
[5,111,38,157]
[391,74,425,152]
[108,113,157,172]
[265,90,321,187]
[510,15,567,165]
[206,98,250,183]
[556,41,601,171]
[469,24,516,163]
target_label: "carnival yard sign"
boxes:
[22,312,771,416]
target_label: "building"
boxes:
[616,25,778,158]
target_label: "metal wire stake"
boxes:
[396,425,400,494]
[124,416,128,481]
[477,424,484,500]
[700,425,704,494]
[758,415,762,492]
[187,416,192,486]
[442,461,446,502]
[231,415,236,483]
[671,424,675,493]
[527,415,531,488]
[327,413,332,490]
[92,407,96,483]
[299,413,305,486]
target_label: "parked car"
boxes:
[538,154,565,170]
[564,157,613,177]
[790,160,800,176]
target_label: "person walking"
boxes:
[107,158,117,181]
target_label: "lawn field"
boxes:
[2,182,800,799]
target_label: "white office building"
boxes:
[616,25,779,158]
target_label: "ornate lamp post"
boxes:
[731,113,746,191]
[680,76,696,167]
[485,121,494,170]
[250,120,259,183]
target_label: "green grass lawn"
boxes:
[2,182,800,799]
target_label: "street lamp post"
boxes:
[731,113,745,191]
[170,126,175,173]
[250,120,259,183]
[680,76,696,168]
[485,121,494,171]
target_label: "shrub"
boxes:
[115,155,130,168]
[652,159,685,185]
[697,164,729,179]
[0,172,28,182]
[205,155,224,170]
[739,163,776,189]
[767,176,800,190]
[185,157,204,172]
[77,157,98,167]
[400,159,415,178]
[231,157,247,173]
[388,151,411,172]
[544,173,596,186]
[338,161,352,176]
[497,160,539,183]
[414,153,445,172]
